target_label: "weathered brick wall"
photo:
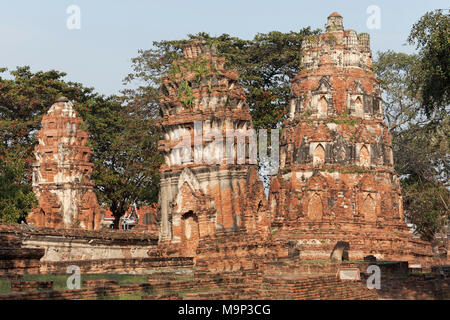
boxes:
[0,223,158,263]
[0,230,45,276]
[0,283,153,300]
[145,272,378,300]
[376,277,450,300]
[11,280,53,292]
[40,257,193,274]
[194,231,288,273]
[263,260,410,276]
[82,279,118,287]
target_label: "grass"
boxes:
[0,279,10,294]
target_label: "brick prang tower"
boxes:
[268,13,424,261]
[28,97,102,230]
[157,40,269,256]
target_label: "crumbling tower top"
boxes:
[181,40,217,59]
[326,12,344,31]
[301,13,372,74]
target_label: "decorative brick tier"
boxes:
[40,257,194,274]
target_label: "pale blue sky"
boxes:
[0,1,447,95]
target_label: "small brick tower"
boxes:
[268,13,431,261]
[27,97,102,230]
[158,40,269,256]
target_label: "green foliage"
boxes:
[177,80,195,107]
[0,158,36,223]
[373,51,421,131]
[76,96,162,228]
[401,177,449,241]
[374,49,449,241]
[407,9,450,116]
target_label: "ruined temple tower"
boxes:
[158,41,269,255]
[27,97,102,230]
[269,13,430,261]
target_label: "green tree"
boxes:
[374,50,449,241]
[407,9,450,116]
[76,96,162,229]
[0,158,37,223]
[0,67,161,227]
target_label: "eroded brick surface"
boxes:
[27,97,103,230]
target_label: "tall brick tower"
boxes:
[27,97,102,230]
[158,40,269,256]
[268,13,429,261]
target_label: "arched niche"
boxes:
[359,145,370,167]
[354,96,363,117]
[181,210,200,256]
[307,193,323,221]
[363,194,377,222]
[318,96,327,117]
[313,144,326,167]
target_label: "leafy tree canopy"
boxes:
[407,9,450,117]
[374,50,449,241]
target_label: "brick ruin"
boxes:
[1,12,447,301]
[268,12,431,262]
[27,97,103,230]
[157,41,270,256]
